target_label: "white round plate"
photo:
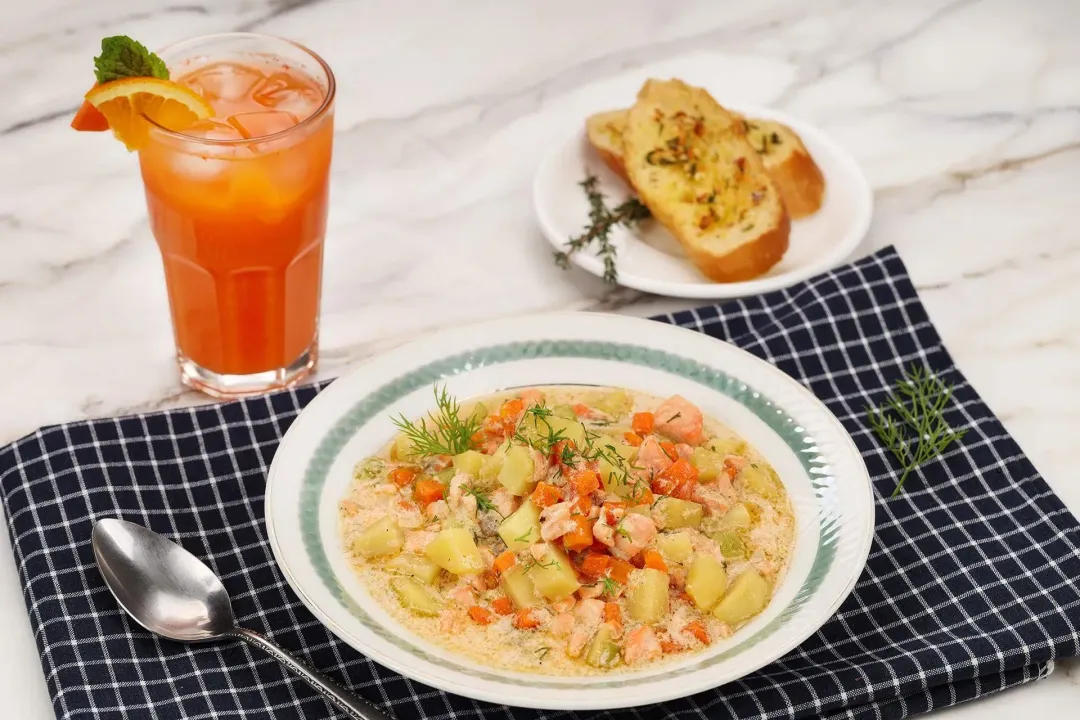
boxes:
[534,105,873,298]
[265,312,874,710]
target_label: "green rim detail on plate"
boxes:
[298,340,839,687]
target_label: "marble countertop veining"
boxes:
[2,0,1079,716]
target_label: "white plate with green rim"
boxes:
[265,312,875,710]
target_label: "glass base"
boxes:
[178,343,317,399]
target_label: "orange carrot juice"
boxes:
[138,34,335,397]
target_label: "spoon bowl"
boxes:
[91,518,388,720]
[92,519,234,642]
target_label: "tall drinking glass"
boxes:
[139,33,335,397]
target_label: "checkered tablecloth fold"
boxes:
[3,246,1078,720]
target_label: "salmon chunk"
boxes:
[612,513,657,560]
[623,626,662,664]
[655,395,704,445]
[636,436,674,475]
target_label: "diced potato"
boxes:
[501,565,541,608]
[453,450,486,477]
[424,528,485,575]
[465,402,488,423]
[498,444,536,495]
[435,468,455,485]
[714,531,747,560]
[391,434,416,461]
[597,440,639,496]
[712,569,769,625]
[627,504,651,517]
[550,404,577,420]
[718,503,752,530]
[591,388,630,423]
[690,447,725,482]
[351,515,404,558]
[480,442,508,481]
[585,624,622,668]
[707,437,747,456]
[652,497,704,529]
[548,416,586,447]
[656,533,694,564]
[385,553,442,585]
[738,464,779,499]
[685,555,727,611]
[527,545,581,600]
[498,499,542,551]
[626,568,669,623]
[390,576,443,617]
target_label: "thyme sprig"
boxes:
[554,176,650,284]
[391,385,480,457]
[865,364,968,497]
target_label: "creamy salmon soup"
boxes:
[339,386,795,674]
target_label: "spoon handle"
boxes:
[233,627,391,720]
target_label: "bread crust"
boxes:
[765,142,824,218]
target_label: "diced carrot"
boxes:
[602,501,627,525]
[468,606,493,625]
[493,550,517,574]
[572,403,592,418]
[562,516,594,552]
[608,558,634,584]
[652,458,698,498]
[70,96,109,131]
[491,596,514,615]
[630,486,655,505]
[500,398,525,419]
[642,549,668,573]
[388,466,418,487]
[632,412,655,435]
[678,591,695,604]
[580,552,611,578]
[572,469,601,496]
[684,620,710,645]
[513,608,542,630]
[603,602,622,626]
[660,639,683,654]
[659,441,678,461]
[531,481,561,509]
[572,495,592,516]
[623,432,643,447]
[413,478,444,505]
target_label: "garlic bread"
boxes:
[621,79,790,283]
[585,107,826,219]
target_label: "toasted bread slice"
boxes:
[585,109,633,185]
[621,79,789,283]
[585,107,825,218]
[740,117,824,218]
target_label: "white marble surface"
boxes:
[2,0,1080,716]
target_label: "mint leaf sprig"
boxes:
[94,36,169,82]
[865,364,968,497]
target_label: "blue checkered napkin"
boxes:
[2,246,1078,720]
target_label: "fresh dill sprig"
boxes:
[553,175,650,284]
[865,364,968,497]
[466,486,504,519]
[600,576,620,596]
[513,528,533,544]
[391,385,480,457]
[522,556,559,574]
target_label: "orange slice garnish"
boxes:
[85,77,213,151]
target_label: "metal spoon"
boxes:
[92,518,390,720]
